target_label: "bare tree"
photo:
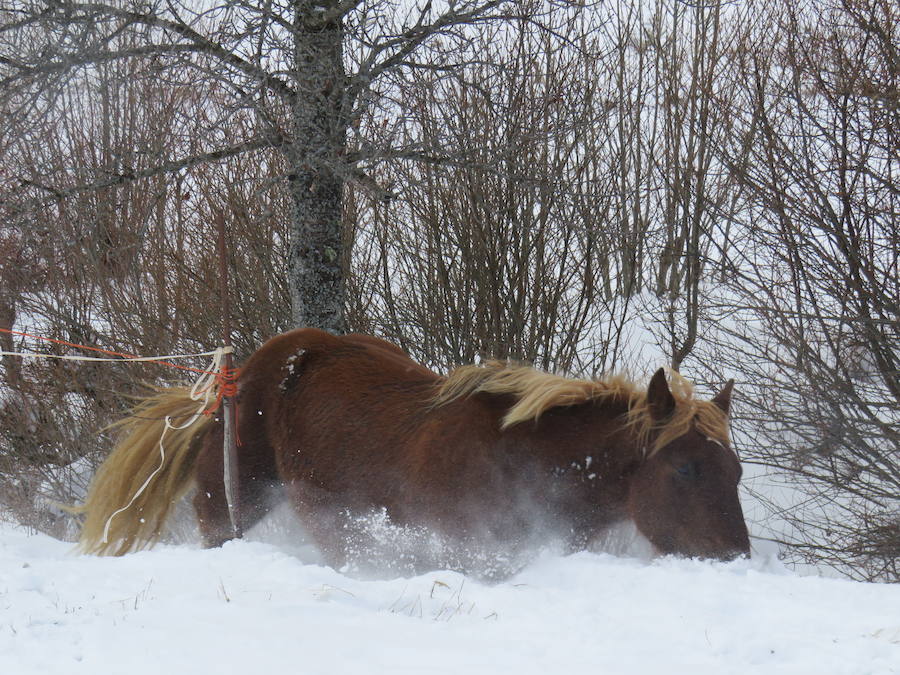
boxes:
[1,0,537,332]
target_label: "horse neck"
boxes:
[510,399,643,477]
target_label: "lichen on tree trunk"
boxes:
[287,1,348,333]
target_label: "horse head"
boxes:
[627,369,751,560]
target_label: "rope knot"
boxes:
[204,364,240,416]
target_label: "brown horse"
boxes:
[77,328,750,576]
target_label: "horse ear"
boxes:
[712,379,735,416]
[647,368,676,420]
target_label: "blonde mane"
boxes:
[433,361,730,457]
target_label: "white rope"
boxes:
[100,347,230,544]
[0,348,229,363]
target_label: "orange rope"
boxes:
[1,325,241,435]
[203,365,242,446]
[204,365,241,416]
[0,326,215,374]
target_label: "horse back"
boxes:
[237,329,514,526]
[237,327,442,463]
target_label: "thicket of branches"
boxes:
[703,0,899,580]
[1,0,896,579]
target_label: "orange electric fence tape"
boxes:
[0,326,239,415]
[204,365,240,417]
[0,326,216,374]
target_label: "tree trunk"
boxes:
[287,2,348,333]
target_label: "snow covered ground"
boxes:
[2,521,898,675]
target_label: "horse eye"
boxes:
[676,461,700,480]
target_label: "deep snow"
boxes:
[1,522,898,675]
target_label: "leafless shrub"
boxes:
[701,0,899,580]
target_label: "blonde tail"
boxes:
[73,388,214,555]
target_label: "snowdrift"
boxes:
[1,523,897,674]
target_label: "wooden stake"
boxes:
[216,212,242,538]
